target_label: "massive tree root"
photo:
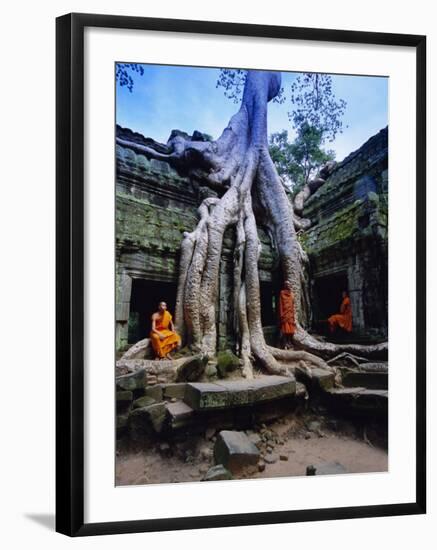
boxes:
[116,354,208,383]
[118,71,387,377]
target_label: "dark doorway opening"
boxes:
[128,279,177,344]
[260,281,276,326]
[313,272,349,327]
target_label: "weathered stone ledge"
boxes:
[184,375,296,411]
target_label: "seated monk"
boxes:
[150,301,181,360]
[328,291,353,333]
[279,287,296,349]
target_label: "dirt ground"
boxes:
[116,412,388,486]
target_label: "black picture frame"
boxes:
[56,12,426,537]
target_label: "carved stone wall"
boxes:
[300,127,388,339]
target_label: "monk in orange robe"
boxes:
[150,302,181,360]
[328,291,353,333]
[279,288,296,349]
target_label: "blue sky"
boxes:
[116,64,388,163]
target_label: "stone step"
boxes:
[295,366,335,392]
[324,387,388,415]
[184,375,296,411]
[340,368,388,390]
[165,401,194,430]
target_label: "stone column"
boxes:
[347,257,365,334]
[115,271,132,350]
[218,258,234,351]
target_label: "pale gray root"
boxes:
[188,72,282,357]
[243,194,290,377]
[118,337,152,361]
[327,352,369,367]
[116,354,207,383]
[117,98,251,192]
[174,197,219,341]
[293,184,311,215]
[267,346,330,370]
[292,160,337,216]
[198,185,241,354]
[255,148,308,325]
[238,283,254,378]
[292,326,388,360]
[293,213,312,231]
[233,215,253,379]
[232,214,246,335]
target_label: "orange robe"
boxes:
[328,296,353,332]
[279,289,296,335]
[150,310,181,358]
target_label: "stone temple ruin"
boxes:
[115,125,389,482]
[116,125,388,351]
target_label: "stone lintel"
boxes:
[184,375,296,411]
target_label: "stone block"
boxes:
[311,368,335,391]
[116,414,129,436]
[249,376,296,402]
[128,402,167,440]
[264,453,278,464]
[116,369,146,391]
[214,431,260,472]
[116,391,133,404]
[145,385,163,401]
[176,355,209,382]
[296,366,335,392]
[163,383,187,400]
[133,396,156,409]
[248,433,262,449]
[202,465,233,482]
[306,461,348,476]
[184,376,296,411]
[184,382,229,410]
[296,381,309,399]
[166,401,194,429]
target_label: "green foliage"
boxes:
[216,69,247,103]
[217,70,346,144]
[289,73,347,142]
[116,63,144,93]
[269,124,335,190]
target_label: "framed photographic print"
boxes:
[56,13,426,536]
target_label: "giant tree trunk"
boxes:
[118,71,387,377]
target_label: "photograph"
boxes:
[114,63,389,486]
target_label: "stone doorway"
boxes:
[260,281,277,327]
[128,279,177,344]
[313,272,349,327]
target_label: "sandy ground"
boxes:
[116,412,387,486]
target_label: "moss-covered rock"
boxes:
[116,369,146,391]
[132,395,156,409]
[216,350,240,378]
[128,402,167,440]
[116,390,133,403]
